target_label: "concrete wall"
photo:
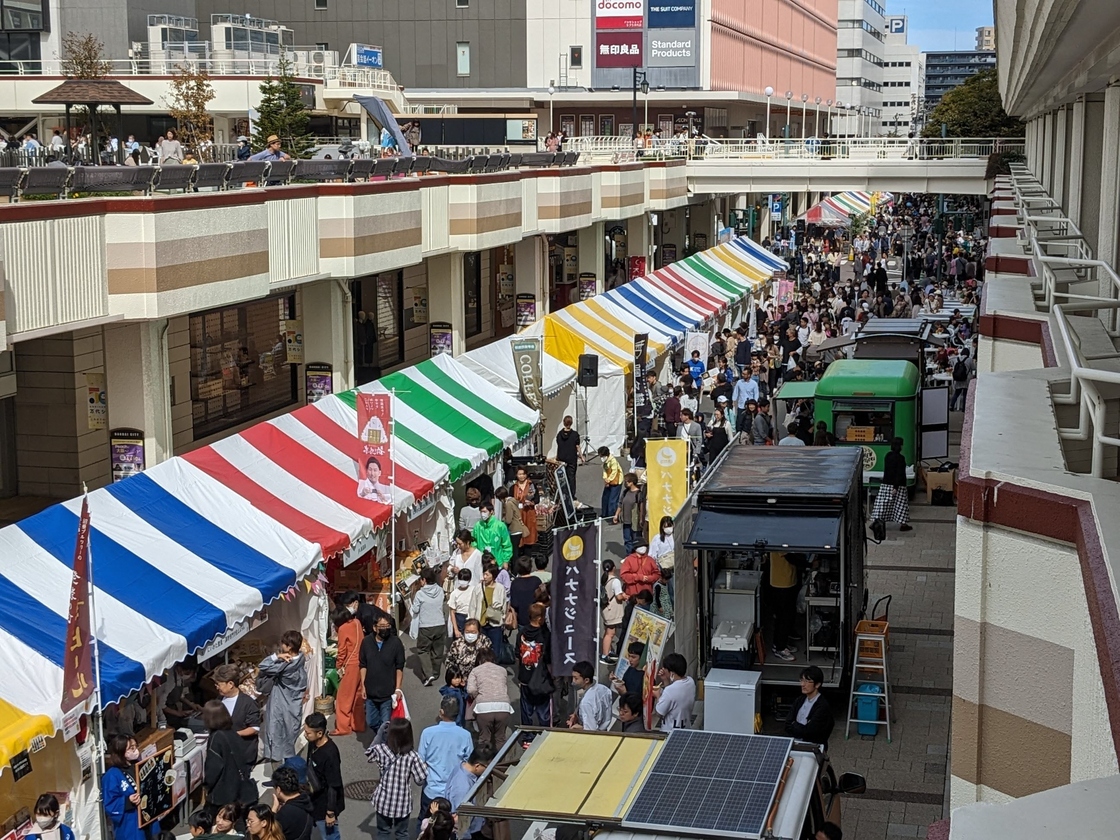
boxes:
[952,519,1119,806]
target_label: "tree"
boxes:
[60,31,111,79]
[166,64,216,159]
[253,57,314,158]
[921,69,1024,138]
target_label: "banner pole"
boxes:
[390,389,397,611]
[596,518,603,665]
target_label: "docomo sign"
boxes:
[596,31,644,67]
[595,0,644,30]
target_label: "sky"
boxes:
[892,2,996,52]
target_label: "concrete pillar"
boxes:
[1041,111,1054,192]
[577,221,605,294]
[627,214,651,270]
[689,200,715,249]
[103,321,172,470]
[426,253,466,356]
[1096,80,1120,270]
[302,278,352,393]
[1067,97,1085,226]
[1079,94,1106,253]
[1052,106,1068,207]
[514,236,546,322]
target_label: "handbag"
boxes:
[496,635,517,667]
[305,750,323,796]
[503,606,518,630]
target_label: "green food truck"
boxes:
[777,358,949,488]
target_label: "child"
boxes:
[439,667,468,727]
[418,797,452,836]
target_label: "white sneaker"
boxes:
[772,647,796,662]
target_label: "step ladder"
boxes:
[845,619,892,742]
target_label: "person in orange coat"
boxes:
[330,607,366,736]
[620,544,661,598]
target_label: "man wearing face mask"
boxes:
[471,501,513,568]
[358,615,405,733]
[620,543,660,599]
[338,590,395,638]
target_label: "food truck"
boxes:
[681,445,866,690]
[460,728,866,840]
[778,358,950,488]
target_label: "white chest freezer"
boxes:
[703,667,762,735]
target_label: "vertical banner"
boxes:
[85,373,106,430]
[305,362,333,404]
[549,522,599,676]
[645,438,689,543]
[775,279,794,307]
[356,393,393,504]
[109,428,145,483]
[627,255,647,280]
[429,322,454,356]
[633,333,650,431]
[61,497,95,713]
[510,337,543,412]
[578,272,598,301]
[516,294,537,328]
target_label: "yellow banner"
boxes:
[645,439,690,543]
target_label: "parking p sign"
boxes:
[887,17,906,35]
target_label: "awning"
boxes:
[775,381,819,400]
[729,237,790,273]
[602,283,703,334]
[0,698,52,768]
[687,510,842,551]
[800,191,873,226]
[542,304,668,372]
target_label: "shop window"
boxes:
[464,252,482,337]
[189,294,298,440]
[832,400,895,444]
[376,270,404,367]
[1,1,47,31]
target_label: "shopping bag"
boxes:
[390,692,410,720]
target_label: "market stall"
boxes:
[798,191,875,226]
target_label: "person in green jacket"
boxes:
[472,501,513,568]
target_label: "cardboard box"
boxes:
[923,468,957,504]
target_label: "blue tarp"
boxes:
[355,95,413,157]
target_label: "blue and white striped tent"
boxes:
[601,281,707,336]
[729,236,790,272]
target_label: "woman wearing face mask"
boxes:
[471,502,513,569]
[102,735,149,840]
[28,794,75,840]
[446,569,483,638]
[445,617,491,681]
[619,543,660,600]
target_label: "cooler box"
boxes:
[856,683,882,735]
[711,620,754,670]
[703,668,762,734]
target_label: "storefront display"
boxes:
[189,294,299,439]
[547,234,579,312]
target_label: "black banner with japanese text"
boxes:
[549,521,600,676]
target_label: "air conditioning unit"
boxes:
[311,50,328,65]
[291,50,311,66]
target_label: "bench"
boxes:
[153,165,196,192]
[195,162,231,190]
[349,159,375,181]
[22,165,70,200]
[0,168,25,201]
[227,161,269,189]
[70,166,157,195]
[266,160,297,184]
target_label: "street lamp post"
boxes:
[826,99,833,136]
[764,85,774,138]
[631,68,649,139]
[814,96,821,137]
[784,90,793,138]
[800,93,808,140]
[548,81,555,133]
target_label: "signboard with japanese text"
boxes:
[134,746,175,828]
[429,321,454,356]
[305,362,333,404]
[354,44,384,68]
[771,194,783,221]
[648,0,695,28]
[85,373,106,430]
[549,522,600,676]
[595,31,643,67]
[633,334,650,427]
[109,428,145,482]
[284,320,304,365]
[628,255,647,280]
[516,294,537,328]
[578,272,598,300]
[595,0,645,30]
[645,439,688,544]
[356,393,393,504]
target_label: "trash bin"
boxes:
[856,683,881,736]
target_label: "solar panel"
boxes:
[622,731,794,840]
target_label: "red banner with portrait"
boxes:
[356,393,393,504]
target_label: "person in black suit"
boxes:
[212,663,261,770]
[785,665,834,750]
[338,590,396,637]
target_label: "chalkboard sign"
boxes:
[135,746,175,828]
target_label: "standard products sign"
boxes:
[595,0,644,30]
[649,30,695,66]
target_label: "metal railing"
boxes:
[561,135,1023,162]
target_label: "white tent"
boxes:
[460,337,581,454]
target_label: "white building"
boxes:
[834,0,887,136]
[975,25,995,51]
[881,15,925,135]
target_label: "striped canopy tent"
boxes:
[0,354,538,767]
[800,191,874,226]
[541,303,669,372]
[727,235,791,273]
[601,281,708,334]
[613,276,714,327]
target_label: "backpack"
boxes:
[953,359,969,382]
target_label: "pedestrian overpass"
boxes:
[565,137,1021,197]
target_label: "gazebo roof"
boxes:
[32,79,153,106]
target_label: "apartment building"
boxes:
[880,15,924,134]
[834,0,886,136]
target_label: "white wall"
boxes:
[525,0,593,89]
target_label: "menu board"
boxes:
[135,746,175,828]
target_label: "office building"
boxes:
[834,0,886,136]
[881,15,924,134]
[924,50,997,109]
